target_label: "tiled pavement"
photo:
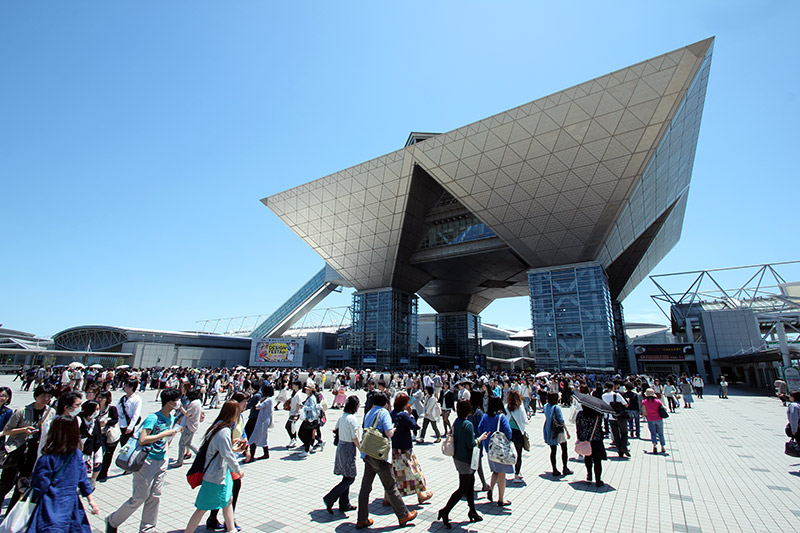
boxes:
[2,376,798,533]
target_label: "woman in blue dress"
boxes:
[477,395,513,506]
[27,415,100,532]
[543,392,572,477]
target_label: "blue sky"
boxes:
[2,1,798,337]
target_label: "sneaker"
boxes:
[289,438,297,447]
[298,451,308,458]
[319,441,325,452]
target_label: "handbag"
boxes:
[575,417,599,457]
[658,404,669,419]
[361,412,391,461]
[441,433,455,456]
[115,436,151,473]
[522,432,531,452]
[487,416,517,465]
[785,439,800,458]
[106,424,121,444]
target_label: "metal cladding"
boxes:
[263,39,713,312]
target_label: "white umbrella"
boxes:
[89,364,103,369]
[535,371,551,378]
[235,366,247,370]
[116,364,130,369]
[68,362,85,369]
[171,365,180,369]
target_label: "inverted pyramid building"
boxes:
[263,38,713,371]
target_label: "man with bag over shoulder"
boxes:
[355,392,417,530]
[105,388,181,533]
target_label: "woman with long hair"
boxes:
[506,389,527,482]
[437,399,489,528]
[184,401,244,533]
[323,395,360,514]
[467,390,490,492]
[477,395,513,506]
[543,392,572,477]
[173,388,204,468]
[27,415,100,531]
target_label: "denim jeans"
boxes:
[626,410,640,436]
[647,419,665,446]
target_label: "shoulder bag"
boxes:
[186,440,218,489]
[487,416,517,465]
[575,417,599,456]
[657,402,669,419]
[361,412,391,461]
[114,430,150,473]
[441,433,455,456]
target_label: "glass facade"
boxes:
[351,288,418,368]
[529,262,616,371]
[435,313,483,369]
[418,214,496,250]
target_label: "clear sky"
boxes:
[2,1,799,337]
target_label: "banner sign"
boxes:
[250,338,304,367]
[634,343,694,361]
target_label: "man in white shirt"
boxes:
[602,382,630,458]
[691,375,705,399]
[117,378,143,448]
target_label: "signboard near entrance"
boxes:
[250,338,304,367]
[634,343,694,361]
[784,367,800,392]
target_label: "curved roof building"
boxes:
[263,39,714,371]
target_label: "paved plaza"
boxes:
[2,376,797,533]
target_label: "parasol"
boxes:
[573,392,614,415]
[535,371,551,378]
[89,364,103,369]
[116,364,131,369]
[68,361,85,369]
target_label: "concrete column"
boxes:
[775,321,793,368]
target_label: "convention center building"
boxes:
[261,39,714,372]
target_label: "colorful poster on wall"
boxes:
[250,338,304,367]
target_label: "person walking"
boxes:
[575,405,606,487]
[441,381,456,436]
[692,374,705,399]
[602,382,630,458]
[478,395,513,506]
[323,395,360,514]
[173,388,204,468]
[298,383,321,457]
[719,375,729,399]
[355,392,417,530]
[437,399,489,529]
[248,383,274,460]
[622,382,641,439]
[285,380,302,447]
[543,392,573,476]
[506,389,527,482]
[95,390,120,482]
[418,386,442,444]
[641,388,667,454]
[116,379,143,449]
[184,401,244,533]
[105,388,181,533]
[389,393,433,504]
[27,415,100,532]
[680,378,694,408]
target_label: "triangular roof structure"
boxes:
[264,39,713,312]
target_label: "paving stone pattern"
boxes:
[3,377,797,532]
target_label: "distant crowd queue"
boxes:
[1,365,797,532]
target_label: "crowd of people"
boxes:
[1,364,797,532]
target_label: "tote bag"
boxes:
[487,416,517,465]
[0,489,35,533]
[441,434,455,456]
